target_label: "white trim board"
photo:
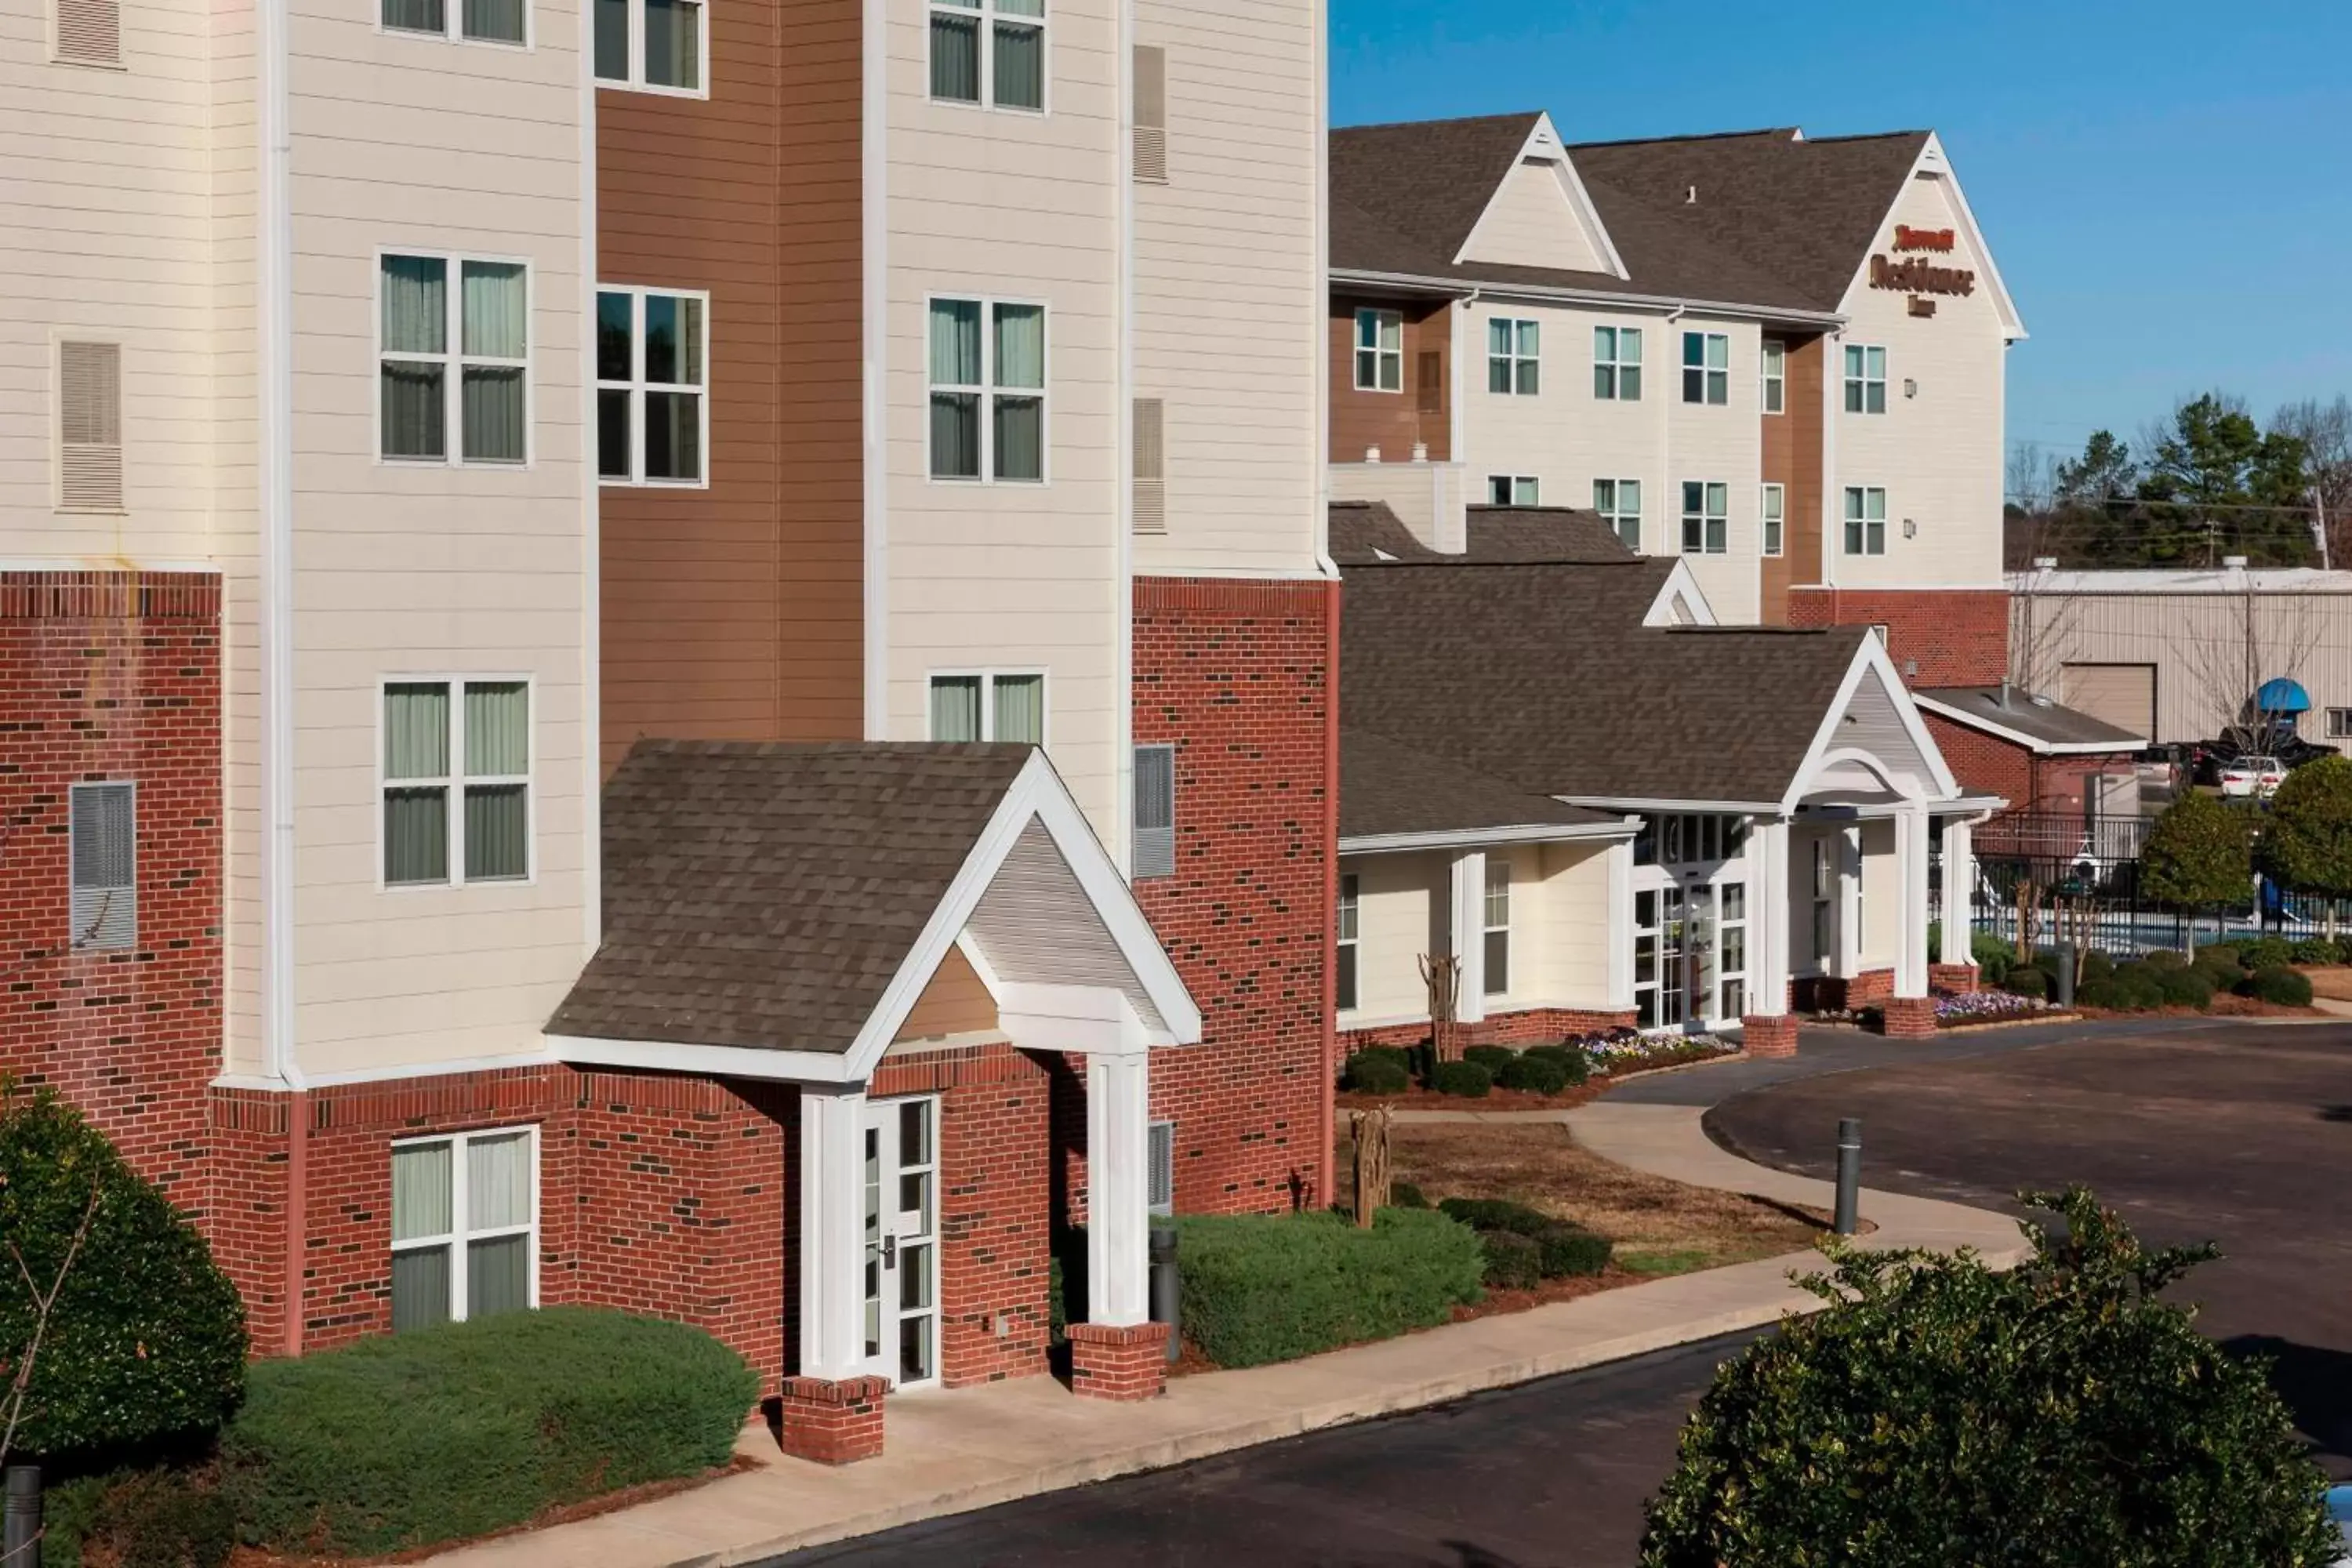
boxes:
[1339,819,1635,856]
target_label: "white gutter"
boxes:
[1330,267,1847,330]
[256,0,301,1090]
[1556,794,1784,815]
[1339,818,1636,856]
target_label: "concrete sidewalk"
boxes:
[433,1105,2027,1567]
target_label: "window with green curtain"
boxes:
[460,261,526,463]
[929,676,982,741]
[390,1142,453,1331]
[593,0,627,77]
[929,299,982,478]
[383,0,444,33]
[644,0,699,88]
[384,683,451,886]
[993,0,1044,110]
[993,303,1044,480]
[929,0,979,100]
[462,0,523,42]
[992,674,1044,745]
[380,256,447,460]
[463,681,528,882]
[465,1132,532,1318]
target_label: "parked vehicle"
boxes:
[2190,734,2337,786]
[2219,756,2288,799]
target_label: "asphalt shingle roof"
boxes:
[1915,686,2147,750]
[1330,501,1641,568]
[548,740,1032,1054]
[1341,562,1869,804]
[1341,728,1617,840]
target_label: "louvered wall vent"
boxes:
[59,340,124,512]
[56,0,122,65]
[1132,45,1168,183]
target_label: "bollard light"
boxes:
[1835,1118,1862,1237]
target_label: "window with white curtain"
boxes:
[1593,477,1640,550]
[383,680,531,887]
[1353,308,1402,394]
[1680,480,1728,555]
[383,0,524,47]
[928,0,1044,110]
[380,254,528,466]
[927,672,1045,745]
[1681,331,1728,405]
[1761,482,1784,557]
[1335,873,1359,1011]
[596,286,706,485]
[1760,338,1785,414]
[1147,1120,1174,1216]
[1843,485,1887,555]
[390,1128,536,1331]
[1486,318,1538,395]
[1592,325,1642,400]
[929,298,1044,481]
[1483,860,1510,997]
[593,0,702,91]
[1486,475,1537,506]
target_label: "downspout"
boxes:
[1659,306,1683,559]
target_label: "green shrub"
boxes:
[1428,1060,1493,1098]
[2140,946,2183,971]
[1478,1229,1544,1290]
[1525,1044,1591,1084]
[2002,966,2049,1000]
[2197,942,2241,972]
[1174,1209,1483,1368]
[1638,1189,2338,1566]
[1438,1196,1551,1232]
[1970,931,2015,984]
[1388,1180,1429,1210]
[2290,937,2336,966]
[2239,935,2293,971]
[2155,966,2215,1009]
[222,1307,759,1555]
[1341,1051,1410,1094]
[2338,936,2352,966]
[1438,1198,1613,1278]
[1494,1053,1570,1094]
[2075,978,2122,1010]
[1461,1044,1517,1073]
[2106,964,2167,1011]
[0,1087,246,1465]
[2078,948,2115,982]
[1353,1044,1410,1069]
[2242,966,2314,1006]
[86,1468,234,1568]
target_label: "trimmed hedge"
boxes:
[2238,935,2293,971]
[1389,1180,1429,1210]
[2243,966,2314,1006]
[1341,1051,1410,1094]
[1494,1053,1571,1094]
[1478,1229,1544,1290]
[2196,943,2241,972]
[2002,966,2049,1000]
[222,1308,759,1555]
[2155,966,2215,1008]
[2291,937,2336,966]
[0,1087,247,1465]
[1971,931,2016,985]
[1462,1044,1518,1073]
[1526,1044,1592,1085]
[1429,1060,1493,1098]
[2140,947,2183,972]
[1174,1209,1483,1368]
[2079,949,2116,982]
[1437,1197,1613,1279]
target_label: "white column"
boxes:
[1747,817,1790,1017]
[1085,1050,1152,1327]
[1940,820,1975,967]
[1448,849,1487,1025]
[1838,825,1864,978]
[1895,804,1931,998]
[1604,836,1635,1011]
[798,1084,870,1381]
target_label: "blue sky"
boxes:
[1331,1,2352,481]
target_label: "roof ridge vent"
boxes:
[1684,184,1697,204]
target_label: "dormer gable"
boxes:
[1454,113,1626,278]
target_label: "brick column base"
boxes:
[1740,1014,1800,1058]
[1878,996,1937,1039]
[1929,963,1979,993]
[1068,1322,1171,1401]
[777,1375,888,1464]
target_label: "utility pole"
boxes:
[2317,485,2332,571]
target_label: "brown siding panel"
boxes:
[1330,295,1450,463]
[1760,332,1824,623]
[597,0,866,769]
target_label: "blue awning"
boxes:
[2256,677,2312,713]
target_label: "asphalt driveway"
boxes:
[772,1018,2352,1565]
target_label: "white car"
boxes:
[2219,756,2287,799]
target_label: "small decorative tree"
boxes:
[1418,952,1463,1062]
[2140,788,2254,953]
[1349,1107,1391,1229]
[2258,753,2352,938]
[1640,1188,2339,1566]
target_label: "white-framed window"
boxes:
[390,1127,537,1332]
[1811,839,1834,965]
[1336,873,1359,1013]
[930,297,1046,481]
[382,679,532,887]
[1594,477,1641,550]
[1483,859,1510,998]
[1148,1120,1174,1216]
[2328,708,2352,741]
[1760,482,1784,557]
[1718,880,1747,1020]
[593,0,704,93]
[1681,480,1727,555]
[68,781,136,951]
[1353,308,1402,394]
[379,252,528,466]
[1760,339,1784,415]
[928,671,1045,744]
[1133,742,1174,879]
[1681,331,1728,405]
[928,0,1045,111]
[383,0,524,47]
[1843,486,1887,555]
[1486,475,1537,506]
[1486,318,1539,395]
[1843,344,1887,414]
[1870,623,1890,645]
[1592,325,1642,401]
[596,286,706,486]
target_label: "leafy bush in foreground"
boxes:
[1174,1209,1482,1368]
[2244,965,2315,1006]
[222,1308,758,1555]
[1341,1050,1410,1094]
[1428,1060,1492,1098]
[1639,1188,2336,1567]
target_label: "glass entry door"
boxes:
[860,1096,940,1389]
[1635,885,1687,1029]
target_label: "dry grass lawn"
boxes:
[1343,1121,1831,1277]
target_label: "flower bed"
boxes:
[1337,1029,1740,1108]
[1933,990,2056,1027]
[1585,1029,1739,1073]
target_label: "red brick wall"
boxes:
[1922,712,2031,808]
[1339,1007,1637,1055]
[1133,577,1330,1215]
[1785,587,2008,687]
[0,570,223,1210]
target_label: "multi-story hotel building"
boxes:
[2,0,1325,1454]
